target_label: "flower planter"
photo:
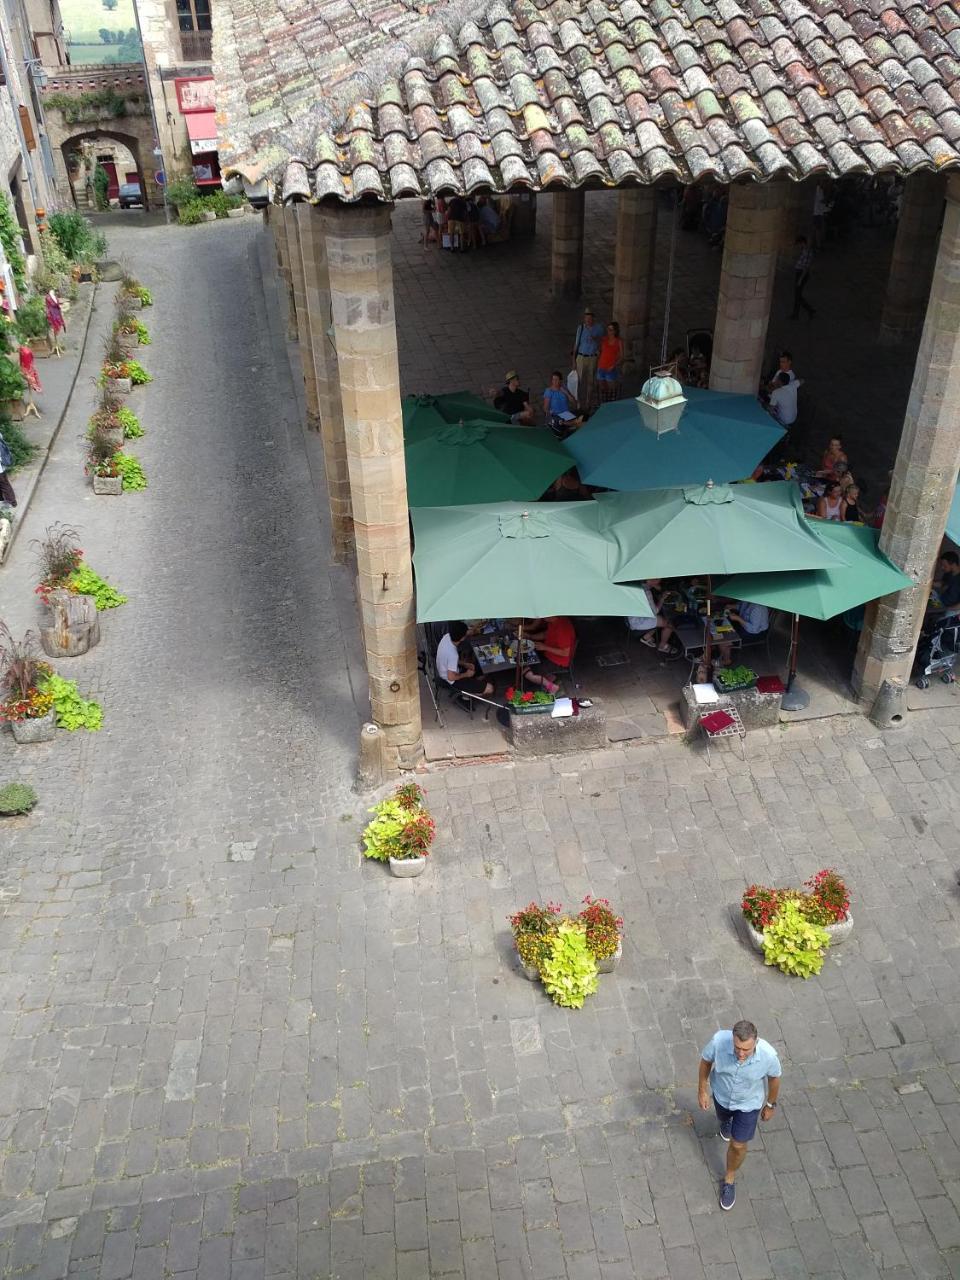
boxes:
[745,914,853,953]
[99,426,124,450]
[519,959,540,982]
[508,702,554,715]
[596,939,623,973]
[117,334,139,355]
[201,210,217,222]
[124,295,143,310]
[2,397,26,421]
[110,377,132,395]
[92,473,122,495]
[28,336,53,358]
[388,855,427,878]
[10,708,56,743]
[227,207,245,219]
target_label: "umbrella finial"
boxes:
[706,478,714,488]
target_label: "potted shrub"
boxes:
[578,896,624,972]
[0,782,37,816]
[115,308,149,353]
[86,427,122,494]
[509,901,563,980]
[15,297,52,356]
[0,624,56,743]
[714,664,757,693]
[760,901,830,979]
[362,781,436,877]
[34,522,126,611]
[540,920,599,1008]
[0,353,27,419]
[741,869,852,967]
[120,273,152,308]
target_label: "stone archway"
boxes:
[58,128,151,210]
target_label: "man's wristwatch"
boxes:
[764,1102,777,1109]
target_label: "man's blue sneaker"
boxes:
[719,1120,732,1142]
[720,1182,736,1210]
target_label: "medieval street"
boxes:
[0,212,958,1279]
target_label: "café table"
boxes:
[472,635,540,676]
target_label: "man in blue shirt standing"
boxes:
[698,1020,782,1210]
[570,308,604,411]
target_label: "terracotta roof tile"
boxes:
[214,0,960,199]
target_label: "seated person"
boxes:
[545,467,592,501]
[522,615,575,692]
[477,196,501,243]
[816,481,845,521]
[817,436,848,478]
[927,551,960,621]
[768,370,802,426]
[626,579,677,653]
[435,621,495,698]
[542,371,582,437]
[494,371,534,425]
[832,460,856,494]
[716,600,770,665]
[842,483,867,523]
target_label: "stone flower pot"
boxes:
[388,855,427,878]
[117,333,139,355]
[99,425,124,449]
[110,377,132,395]
[201,210,217,222]
[10,708,56,743]
[596,938,623,974]
[519,959,540,982]
[745,914,853,952]
[227,207,245,218]
[93,473,122,495]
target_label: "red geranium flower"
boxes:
[521,691,534,702]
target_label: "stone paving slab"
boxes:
[0,219,959,1278]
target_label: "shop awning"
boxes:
[186,111,217,156]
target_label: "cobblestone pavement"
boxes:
[0,217,958,1279]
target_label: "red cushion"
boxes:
[701,710,735,733]
[756,675,786,694]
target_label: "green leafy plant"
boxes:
[132,285,152,306]
[742,868,851,934]
[49,211,98,262]
[15,297,50,341]
[44,87,144,124]
[35,230,73,295]
[362,782,435,862]
[0,192,26,291]
[0,419,36,470]
[93,165,110,211]
[762,900,829,978]
[0,356,27,402]
[125,360,152,385]
[38,672,102,731]
[504,686,554,709]
[117,406,143,438]
[114,452,147,491]
[714,665,757,691]
[85,424,120,475]
[0,782,37,815]
[177,197,207,226]
[166,177,199,211]
[64,565,126,610]
[116,315,150,345]
[539,920,599,1008]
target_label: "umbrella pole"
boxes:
[781,611,811,711]
[515,620,525,692]
[697,576,714,684]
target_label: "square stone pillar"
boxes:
[709,183,784,395]
[878,172,946,346]
[552,190,585,299]
[612,187,658,375]
[284,204,321,429]
[297,204,354,564]
[270,204,298,342]
[321,203,422,769]
[853,174,960,705]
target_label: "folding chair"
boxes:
[698,706,745,764]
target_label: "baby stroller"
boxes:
[914,615,959,688]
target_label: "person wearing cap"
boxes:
[571,308,604,411]
[494,372,535,425]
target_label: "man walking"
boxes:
[791,235,815,319]
[698,1019,781,1210]
[570,308,604,411]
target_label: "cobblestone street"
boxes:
[0,215,959,1279]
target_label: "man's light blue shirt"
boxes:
[702,1030,781,1112]
[575,321,604,356]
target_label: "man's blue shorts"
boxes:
[714,1099,761,1142]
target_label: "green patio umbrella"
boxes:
[564,386,785,491]
[411,502,657,622]
[403,392,509,426]
[715,520,913,709]
[403,412,571,508]
[596,481,846,582]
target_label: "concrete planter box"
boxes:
[388,855,427,878]
[681,683,781,736]
[519,958,540,981]
[201,211,217,222]
[93,473,122,495]
[11,708,56,743]
[2,397,26,420]
[99,426,124,449]
[109,377,132,395]
[117,333,139,354]
[597,939,623,973]
[123,296,143,310]
[508,703,606,756]
[745,914,854,952]
[227,207,245,218]
[28,336,53,358]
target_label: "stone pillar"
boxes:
[284,203,321,429]
[878,172,946,345]
[552,190,585,298]
[612,187,658,374]
[322,203,422,768]
[297,203,354,564]
[273,209,299,342]
[853,175,960,705]
[709,183,784,395]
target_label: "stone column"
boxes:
[284,203,321,429]
[297,203,353,564]
[269,205,299,342]
[322,203,422,768]
[612,187,658,374]
[552,190,585,298]
[853,175,960,706]
[878,172,946,345]
[709,183,784,395]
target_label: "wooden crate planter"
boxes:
[40,589,101,657]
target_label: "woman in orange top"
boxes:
[818,436,848,477]
[522,616,575,694]
[596,322,624,403]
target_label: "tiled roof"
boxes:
[213,0,960,202]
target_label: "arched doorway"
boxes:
[59,128,151,211]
